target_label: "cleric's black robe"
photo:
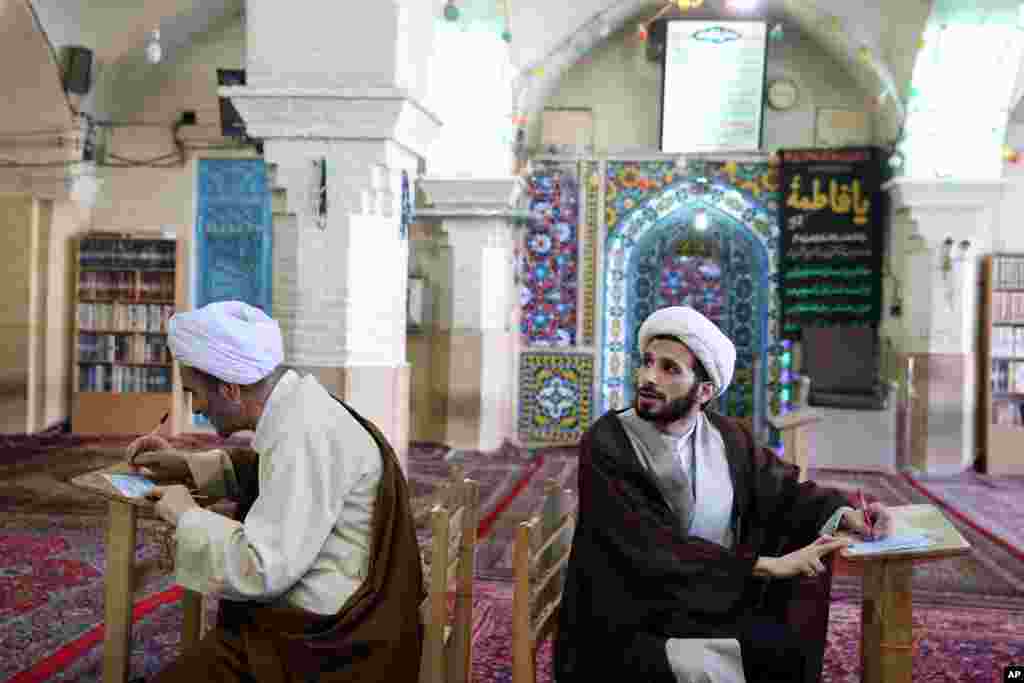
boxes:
[553,409,850,683]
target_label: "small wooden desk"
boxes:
[840,504,971,683]
[768,409,821,482]
[70,462,206,683]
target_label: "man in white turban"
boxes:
[555,306,891,683]
[125,301,423,683]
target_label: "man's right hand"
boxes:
[130,449,192,484]
[754,535,852,579]
[127,434,172,462]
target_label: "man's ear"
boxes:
[697,382,716,406]
[219,382,243,403]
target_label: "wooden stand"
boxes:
[841,504,971,683]
[70,462,206,682]
[768,409,822,482]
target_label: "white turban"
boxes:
[637,306,736,398]
[168,301,283,385]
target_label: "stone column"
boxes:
[884,179,1007,475]
[418,177,523,452]
[220,0,441,467]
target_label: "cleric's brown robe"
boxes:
[152,399,424,683]
[553,409,850,683]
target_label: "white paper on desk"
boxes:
[103,474,156,498]
[845,533,936,556]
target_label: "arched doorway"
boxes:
[600,178,776,437]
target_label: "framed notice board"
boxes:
[778,146,886,340]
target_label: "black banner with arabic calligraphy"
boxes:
[778,146,886,340]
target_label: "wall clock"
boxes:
[767,79,800,111]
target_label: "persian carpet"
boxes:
[903,470,1024,559]
[808,468,1024,610]
[469,581,1024,683]
[0,513,180,682]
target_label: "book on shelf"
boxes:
[78,270,175,301]
[78,365,172,393]
[77,303,174,332]
[78,238,175,270]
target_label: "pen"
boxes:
[130,412,171,468]
[857,488,874,540]
[151,412,170,434]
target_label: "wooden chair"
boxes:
[512,479,576,683]
[414,473,479,683]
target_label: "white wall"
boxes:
[534,24,870,153]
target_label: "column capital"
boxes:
[884,177,1008,214]
[218,86,442,160]
[417,176,526,217]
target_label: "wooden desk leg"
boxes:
[781,427,808,482]
[861,560,914,683]
[103,500,137,683]
[181,590,205,651]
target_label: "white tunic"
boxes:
[174,370,381,615]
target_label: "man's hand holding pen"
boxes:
[843,489,893,540]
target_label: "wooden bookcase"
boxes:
[977,253,1024,474]
[72,232,183,435]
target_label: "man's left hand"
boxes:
[843,502,892,540]
[147,485,198,526]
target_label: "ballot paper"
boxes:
[845,533,936,556]
[103,474,156,498]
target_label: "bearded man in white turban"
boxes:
[554,306,891,683]
[125,301,423,683]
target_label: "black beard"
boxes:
[635,382,701,426]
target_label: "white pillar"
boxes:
[220,0,442,466]
[418,177,523,451]
[885,178,1007,475]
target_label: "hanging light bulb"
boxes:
[443,0,460,22]
[145,29,162,64]
[694,210,709,232]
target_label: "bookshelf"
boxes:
[977,253,1024,474]
[72,233,182,434]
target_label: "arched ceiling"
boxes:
[0,0,73,135]
[510,0,927,144]
[1,0,931,155]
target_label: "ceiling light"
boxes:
[694,210,709,232]
[145,29,162,64]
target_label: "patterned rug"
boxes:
[5,434,1024,681]
[0,513,180,682]
[809,468,1024,611]
[904,471,1024,559]
[469,582,1024,683]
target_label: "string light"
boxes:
[500,0,512,42]
[443,0,460,22]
